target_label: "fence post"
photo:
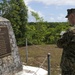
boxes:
[47,53,50,75]
[26,38,28,63]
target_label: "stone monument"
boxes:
[0,17,22,75]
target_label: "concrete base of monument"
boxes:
[15,65,48,75]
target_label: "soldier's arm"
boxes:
[57,31,73,48]
[57,36,68,48]
[57,38,65,48]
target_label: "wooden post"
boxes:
[26,38,28,63]
[47,53,50,75]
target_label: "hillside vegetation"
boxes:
[24,22,70,46]
[14,22,70,46]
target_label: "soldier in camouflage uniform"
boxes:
[57,8,75,75]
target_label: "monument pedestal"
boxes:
[0,17,22,75]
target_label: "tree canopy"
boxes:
[0,0,28,46]
[0,0,70,46]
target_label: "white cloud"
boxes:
[28,7,67,22]
[27,6,44,22]
[23,0,33,5]
[28,7,35,14]
[27,7,36,22]
[37,11,44,17]
[24,0,75,6]
[57,14,66,21]
[28,6,44,17]
[49,17,56,22]
[28,7,44,17]
[23,0,69,22]
[48,14,67,22]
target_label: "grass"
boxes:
[18,44,62,75]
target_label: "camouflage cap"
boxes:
[66,8,75,18]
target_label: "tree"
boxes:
[31,11,44,22]
[0,0,28,46]
[0,0,10,16]
[30,11,46,44]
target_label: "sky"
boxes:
[24,0,75,22]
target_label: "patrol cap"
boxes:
[66,8,75,18]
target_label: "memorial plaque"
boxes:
[0,26,11,57]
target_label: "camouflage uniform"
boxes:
[57,26,75,75]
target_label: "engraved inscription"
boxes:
[0,26,11,57]
[0,35,7,55]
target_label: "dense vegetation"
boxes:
[26,22,70,45]
[0,0,28,46]
[0,0,70,46]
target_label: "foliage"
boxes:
[0,0,70,46]
[0,0,28,46]
[31,11,44,22]
[28,11,45,45]
[26,22,70,45]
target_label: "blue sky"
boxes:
[0,0,75,22]
[24,0,75,22]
